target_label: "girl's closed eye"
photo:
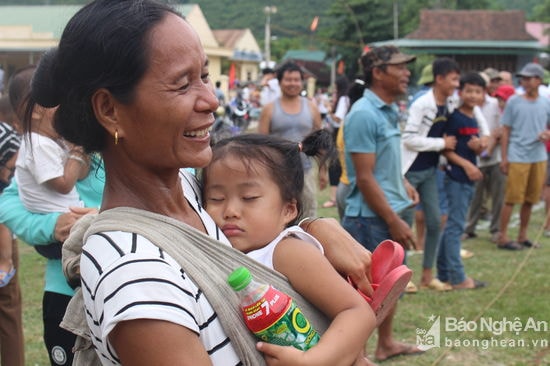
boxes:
[242,195,260,201]
[206,195,225,202]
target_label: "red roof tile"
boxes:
[406,10,536,41]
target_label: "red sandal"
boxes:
[348,240,412,326]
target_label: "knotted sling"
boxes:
[61,207,329,365]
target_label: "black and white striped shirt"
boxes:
[80,170,241,365]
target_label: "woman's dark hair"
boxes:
[30,0,181,152]
[332,76,349,112]
[202,130,336,225]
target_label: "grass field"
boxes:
[16,188,550,365]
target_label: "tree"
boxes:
[533,0,550,22]
[321,0,493,78]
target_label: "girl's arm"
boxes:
[45,150,90,194]
[261,237,375,366]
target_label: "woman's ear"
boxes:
[91,88,123,140]
[283,199,299,225]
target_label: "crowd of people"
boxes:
[0,0,549,365]
[320,56,550,291]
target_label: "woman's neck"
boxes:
[100,152,205,230]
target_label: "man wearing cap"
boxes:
[498,62,550,250]
[483,67,502,96]
[342,45,423,362]
[410,63,434,103]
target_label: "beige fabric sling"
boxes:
[61,207,329,365]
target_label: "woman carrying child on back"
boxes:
[15,62,90,216]
[202,130,376,365]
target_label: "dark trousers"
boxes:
[0,239,24,366]
[43,292,76,366]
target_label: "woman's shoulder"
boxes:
[82,231,173,273]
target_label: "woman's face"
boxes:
[115,14,218,171]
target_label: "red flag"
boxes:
[228,63,236,90]
[310,16,319,32]
[337,60,345,75]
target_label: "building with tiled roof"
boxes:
[374,9,543,74]
[0,4,261,93]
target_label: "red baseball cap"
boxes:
[494,85,515,101]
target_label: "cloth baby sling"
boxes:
[61,207,329,365]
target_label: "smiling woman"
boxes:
[25,1,377,365]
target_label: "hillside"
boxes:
[180,0,335,42]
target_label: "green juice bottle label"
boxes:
[241,286,320,350]
[228,267,320,351]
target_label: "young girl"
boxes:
[14,65,90,217]
[202,130,376,365]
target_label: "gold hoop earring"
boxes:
[114,130,119,145]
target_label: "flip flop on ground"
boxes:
[497,241,523,251]
[0,267,16,288]
[453,278,486,290]
[520,240,540,248]
[420,278,453,291]
[405,281,418,294]
[460,248,474,259]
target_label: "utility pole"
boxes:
[264,6,277,67]
[393,0,398,40]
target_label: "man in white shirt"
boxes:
[260,68,280,106]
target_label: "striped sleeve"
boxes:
[80,231,241,365]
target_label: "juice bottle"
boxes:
[227,266,319,350]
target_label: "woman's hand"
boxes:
[302,217,373,296]
[54,207,98,242]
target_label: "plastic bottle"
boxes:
[227,266,319,350]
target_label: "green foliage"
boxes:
[3,0,547,76]
[533,0,550,22]
[494,0,544,18]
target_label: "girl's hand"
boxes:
[257,342,308,366]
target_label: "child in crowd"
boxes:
[0,97,20,287]
[437,72,487,290]
[14,65,90,217]
[202,130,376,365]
